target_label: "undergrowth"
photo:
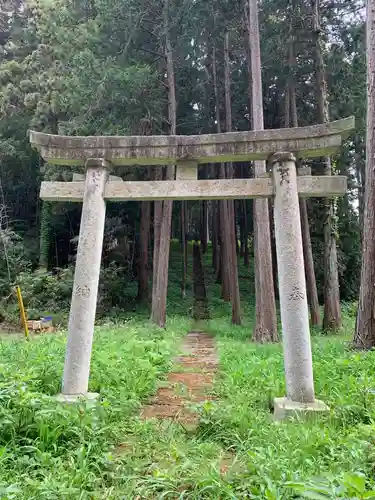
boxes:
[1,317,375,498]
[0,246,374,498]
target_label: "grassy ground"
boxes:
[1,314,375,498]
[1,246,374,498]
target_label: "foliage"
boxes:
[4,263,141,323]
[0,307,375,497]
[15,267,74,315]
[0,226,31,296]
[0,243,373,497]
[287,473,375,499]
[0,0,365,303]
[0,0,370,494]
[38,200,52,269]
[0,320,184,498]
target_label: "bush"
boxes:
[0,227,31,297]
[16,268,74,314]
[3,262,134,324]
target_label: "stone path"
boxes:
[141,332,218,426]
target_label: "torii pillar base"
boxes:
[56,392,99,404]
[274,398,329,421]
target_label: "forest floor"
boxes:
[0,309,375,498]
[0,247,374,498]
[141,331,218,427]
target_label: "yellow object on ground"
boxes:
[16,286,29,339]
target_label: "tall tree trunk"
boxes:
[244,4,253,124]
[243,200,249,267]
[354,1,375,349]
[224,30,241,325]
[212,42,231,301]
[138,200,151,301]
[211,165,220,271]
[243,4,252,268]
[286,14,320,326]
[192,242,209,320]
[138,119,153,303]
[151,168,163,320]
[155,197,173,327]
[39,200,52,271]
[181,200,188,297]
[234,201,240,256]
[299,200,321,325]
[354,134,365,233]
[312,0,341,331]
[247,0,277,341]
[240,165,250,267]
[200,200,208,253]
[239,202,245,257]
[212,201,219,270]
[200,166,209,254]
[151,0,176,327]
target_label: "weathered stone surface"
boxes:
[62,161,108,396]
[40,176,347,202]
[29,117,354,166]
[33,118,352,403]
[272,153,315,404]
[297,166,312,176]
[72,173,122,182]
[175,160,198,180]
[56,392,99,404]
[273,397,329,421]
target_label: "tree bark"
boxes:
[311,0,341,331]
[212,201,219,270]
[239,201,245,257]
[151,168,162,320]
[243,200,249,267]
[211,165,220,271]
[354,1,375,348]
[286,14,320,326]
[247,0,277,341]
[181,200,188,297]
[212,41,231,301]
[151,0,176,327]
[234,201,240,256]
[200,166,209,254]
[138,200,151,301]
[299,199,320,325]
[200,200,208,254]
[244,3,253,123]
[154,197,173,327]
[354,134,365,234]
[224,30,241,325]
[193,242,209,320]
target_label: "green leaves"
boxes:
[0,321,182,497]
[286,473,375,499]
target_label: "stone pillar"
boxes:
[61,159,108,397]
[272,152,327,419]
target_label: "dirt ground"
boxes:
[141,331,218,426]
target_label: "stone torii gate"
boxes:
[30,116,354,418]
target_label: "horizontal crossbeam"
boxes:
[30,117,354,166]
[40,176,347,202]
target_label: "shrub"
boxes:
[0,227,31,297]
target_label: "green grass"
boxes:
[1,314,375,498]
[1,246,374,498]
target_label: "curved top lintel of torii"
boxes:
[29,116,355,167]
